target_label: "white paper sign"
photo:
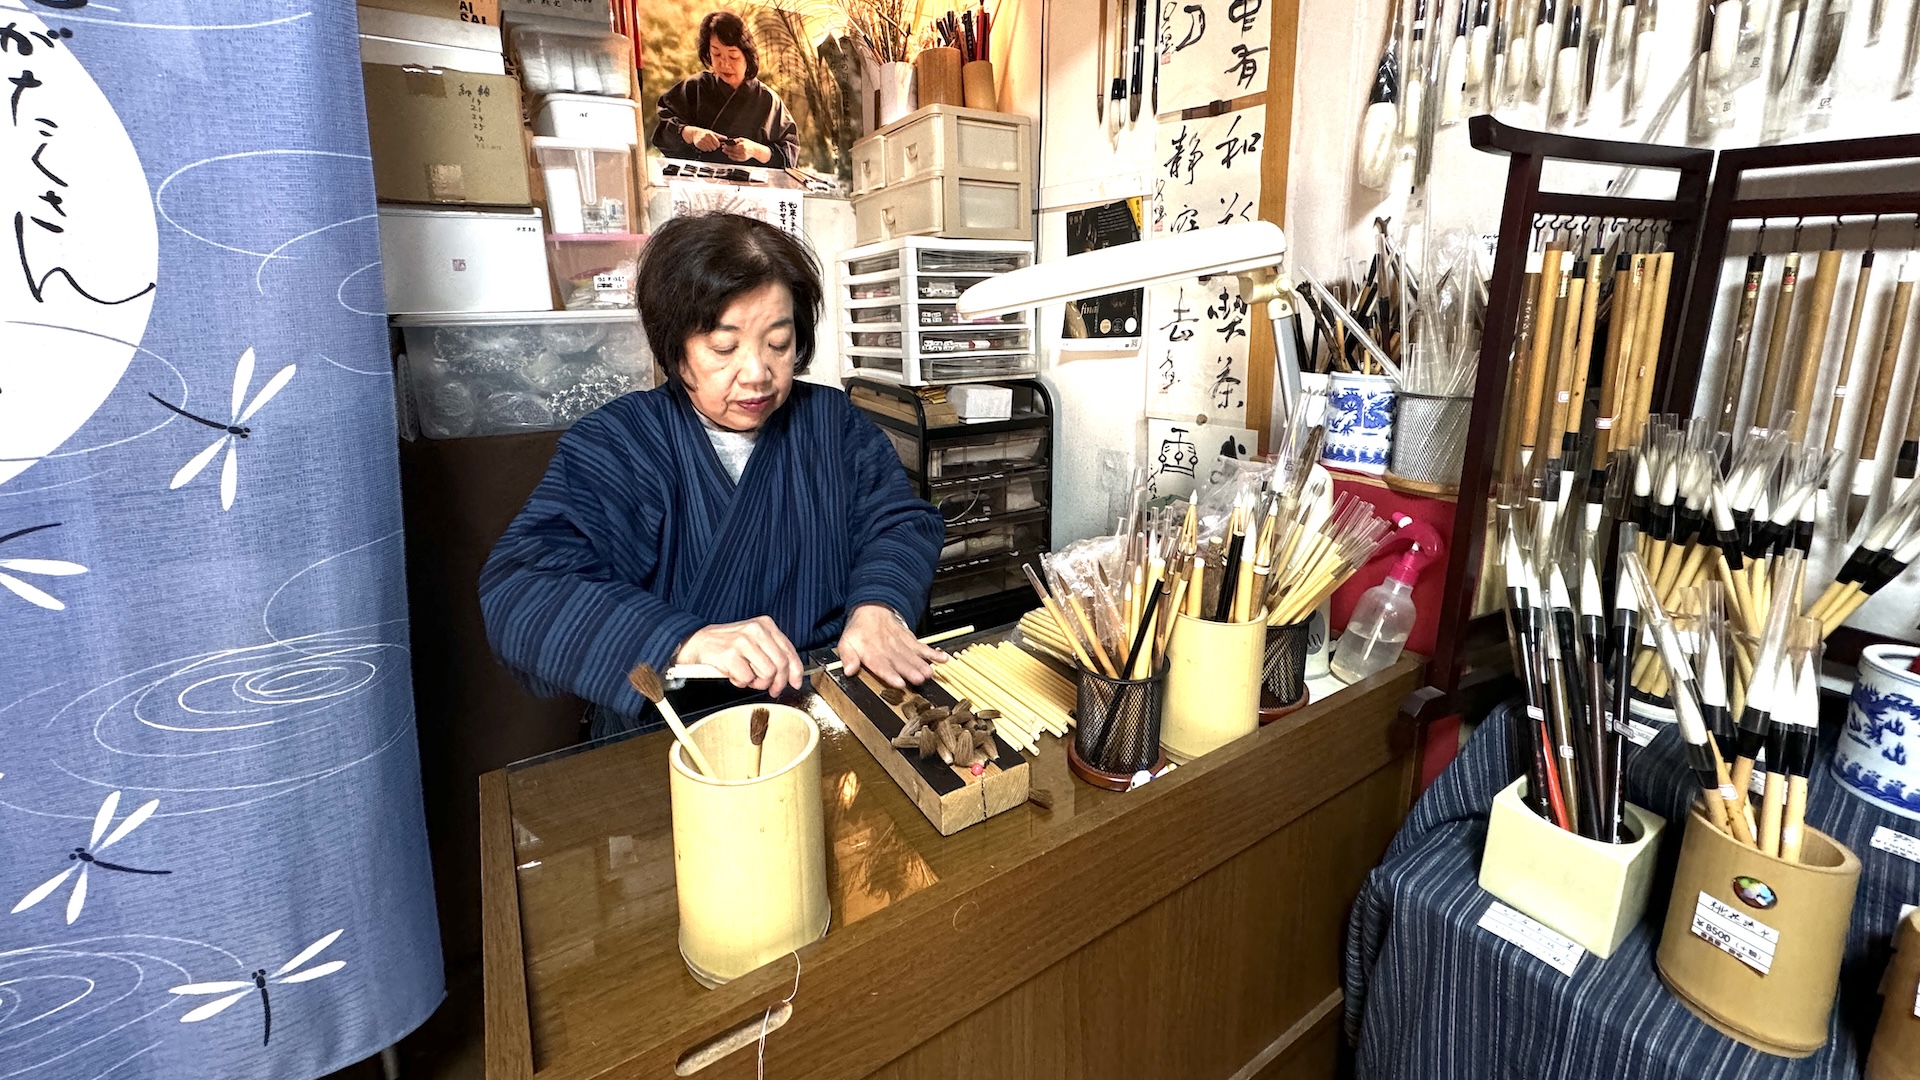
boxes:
[1477,901,1584,976]
[1151,107,1263,237]
[1155,0,1271,114]
[667,181,803,237]
[1690,891,1780,975]
[1145,278,1252,425]
[1872,826,1920,865]
[1144,416,1256,500]
[1626,719,1662,748]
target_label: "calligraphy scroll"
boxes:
[1144,416,1257,500]
[1145,277,1252,426]
[1151,104,1262,237]
[1155,0,1271,114]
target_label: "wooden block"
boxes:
[815,669,1029,835]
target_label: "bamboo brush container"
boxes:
[1478,777,1665,958]
[1161,613,1263,764]
[1869,908,1920,1080]
[962,59,998,110]
[1655,806,1860,1057]
[670,703,830,988]
[913,47,964,107]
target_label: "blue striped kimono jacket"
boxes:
[479,381,944,727]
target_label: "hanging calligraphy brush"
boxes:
[1531,0,1560,97]
[1444,0,1473,123]
[1358,23,1402,190]
[1403,0,1431,142]
[1715,242,1768,437]
[1762,0,1809,140]
[1799,0,1850,133]
[1623,0,1657,121]
[1469,0,1495,101]
[629,664,715,777]
[1754,243,1804,430]
[1900,0,1920,98]
[1128,0,1147,124]
[1609,0,1636,86]
[1858,250,1917,468]
[1786,237,1845,444]
[1501,0,1535,102]
[1549,2,1584,123]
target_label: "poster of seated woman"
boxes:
[650,12,802,169]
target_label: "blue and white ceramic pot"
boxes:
[1322,372,1395,474]
[1834,644,1920,820]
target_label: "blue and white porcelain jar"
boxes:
[1322,372,1395,474]
[1834,644,1920,820]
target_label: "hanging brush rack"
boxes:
[1411,117,1714,731]
[1669,131,1920,662]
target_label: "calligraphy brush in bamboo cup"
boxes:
[629,663,715,776]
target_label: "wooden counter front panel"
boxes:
[863,762,1404,1079]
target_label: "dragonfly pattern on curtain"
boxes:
[0,3,442,1079]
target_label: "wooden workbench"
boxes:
[481,655,1424,1079]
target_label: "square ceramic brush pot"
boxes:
[1656,807,1861,1057]
[670,703,830,988]
[1478,777,1665,958]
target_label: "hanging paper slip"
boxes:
[1152,106,1263,237]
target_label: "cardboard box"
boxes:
[360,0,499,24]
[362,64,532,207]
[499,0,610,25]
[358,5,504,74]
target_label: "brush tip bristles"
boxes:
[749,706,771,746]
[628,663,665,703]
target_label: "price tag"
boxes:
[593,272,630,292]
[1690,891,1779,975]
[1747,765,1768,797]
[1626,718,1662,747]
[1478,901,1584,976]
[1872,826,1920,865]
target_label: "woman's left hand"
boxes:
[722,137,771,164]
[837,603,947,689]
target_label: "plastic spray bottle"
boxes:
[1330,517,1444,683]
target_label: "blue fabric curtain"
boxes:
[0,3,442,1078]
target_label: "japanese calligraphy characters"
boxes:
[1155,0,1270,113]
[1146,277,1252,426]
[1,4,159,486]
[1152,104,1262,238]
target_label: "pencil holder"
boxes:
[1259,619,1313,724]
[962,60,998,110]
[1388,391,1471,489]
[913,47,964,108]
[876,60,914,126]
[1322,372,1394,474]
[1071,666,1167,790]
[1868,907,1920,1080]
[1478,777,1665,958]
[1833,643,1920,821]
[1655,806,1861,1057]
[1162,613,1264,764]
[669,703,830,988]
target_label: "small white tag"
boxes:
[1833,386,1848,398]
[593,272,630,291]
[1478,901,1584,976]
[1526,249,1545,274]
[1901,903,1916,922]
[1594,417,1615,430]
[1747,767,1767,797]
[1690,891,1779,975]
[1556,390,1571,403]
[1626,719,1661,747]
[1872,826,1920,865]
[1718,784,1739,801]
[1525,704,1546,722]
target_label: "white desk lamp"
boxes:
[953,221,1308,418]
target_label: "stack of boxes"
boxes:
[357,0,654,439]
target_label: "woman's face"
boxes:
[678,281,796,433]
[709,42,748,87]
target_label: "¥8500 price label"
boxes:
[1690,892,1779,975]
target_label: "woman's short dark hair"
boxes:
[638,213,821,383]
[698,11,760,81]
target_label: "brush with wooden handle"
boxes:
[1716,250,1768,436]
[1753,251,1803,429]
[1785,246,1844,443]
[749,706,770,778]
[1520,246,1567,477]
[630,663,715,777]
[1825,245,1877,449]
[1778,618,1822,863]
[1858,259,1916,464]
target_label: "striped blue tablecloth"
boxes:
[1343,702,1920,1079]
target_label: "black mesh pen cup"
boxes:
[1070,667,1168,791]
[1259,620,1313,724]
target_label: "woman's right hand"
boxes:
[675,616,805,695]
[682,125,724,152]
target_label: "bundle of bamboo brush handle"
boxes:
[931,640,1075,754]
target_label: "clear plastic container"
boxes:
[849,305,901,325]
[917,305,1021,327]
[510,25,634,98]
[919,328,1028,353]
[531,137,634,234]
[394,309,652,439]
[847,251,902,276]
[546,233,645,310]
[923,354,1038,381]
[848,281,901,301]
[916,247,1028,274]
[848,331,903,350]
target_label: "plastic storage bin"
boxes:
[394,308,652,438]
[838,237,1037,385]
[531,137,634,233]
[377,205,551,314]
[533,92,640,145]
[546,233,644,310]
[510,24,633,97]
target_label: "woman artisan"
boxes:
[650,11,801,169]
[480,214,948,736]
